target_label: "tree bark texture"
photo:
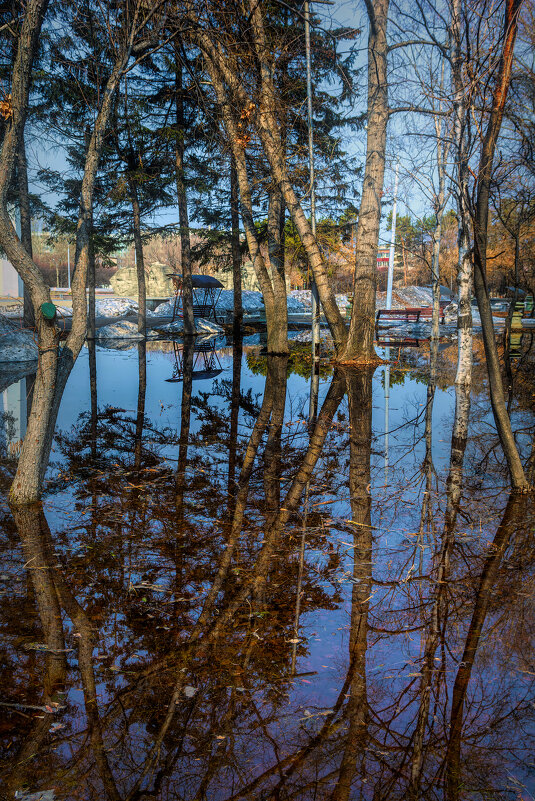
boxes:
[230,155,243,333]
[17,137,35,328]
[128,175,147,337]
[341,0,389,361]
[266,187,288,354]
[471,0,527,490]
[87,211,96,340]
[175,55,194,337]
[246,0,348,352]
[451,0,473,390]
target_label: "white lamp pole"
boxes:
[386,163,399,310]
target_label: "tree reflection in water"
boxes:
[0,339,534,800]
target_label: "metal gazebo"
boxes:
[168,274,223,323]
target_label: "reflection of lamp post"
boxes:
[384,352,390,487]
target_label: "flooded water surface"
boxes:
[1,335,534,800]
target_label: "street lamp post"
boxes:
[304,0,320,368]
[386,163,399,310]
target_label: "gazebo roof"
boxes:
[167,274,223,289]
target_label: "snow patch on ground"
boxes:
[96,320,159,340]
[0,316,37,363]
[293,329,333,344]
[96,298,158,318]
[152,318,224,335]
[288,290,348,313]
[152,290,306,317]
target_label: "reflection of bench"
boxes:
[376,306,445,326]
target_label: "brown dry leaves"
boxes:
[0,92,13,120]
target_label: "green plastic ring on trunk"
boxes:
[41,302,57,321]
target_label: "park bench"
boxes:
[376,306,446,326]
[376,307,422,325]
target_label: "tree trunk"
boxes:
[87,211,96,340]
[202,58,284,352]
[255,116,348,352]
[196,26,347,353]
[263,355,288,530]
[446,493,526,800]
[17,138,35,329]
[471,0,527,490]
[266,187,288,354]
[451,0,473,395]
[134,341,146,472]
[128,175,146,337]
[331,368,373,801]
[1,9,136,503]
[227,331,242,504]
[175,55,194,337]
[176,338,194,514]
[245,0,348,352]
[431,88,448,341]
[340,0,389,362]
[230,155,242,333]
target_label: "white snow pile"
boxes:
[152,298,176,316]
[288,289,349,313]
[96,320,159,340]
[293,329,333,344]
[55,305,73,317]
[95,297,160,318]
[217,290,266,315]
[153,290,306,318]
[0,300,24,318]
[0,315,37,363]
[153,318,224,336]
[376,286,437,309]
[289,289,311,308]
[95,297,137,317]
[287,293,307,313]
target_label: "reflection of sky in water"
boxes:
[1,338,534,800]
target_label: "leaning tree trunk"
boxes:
[471,0,527,490]
[340,0,389,362]
[0,0,136,503]
[244,0,348,352]
[195,24,347,353]
[202,57,285,353]
[17,137,35,328]
[446,493,526,800]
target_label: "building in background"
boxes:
[0,257,23,299]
